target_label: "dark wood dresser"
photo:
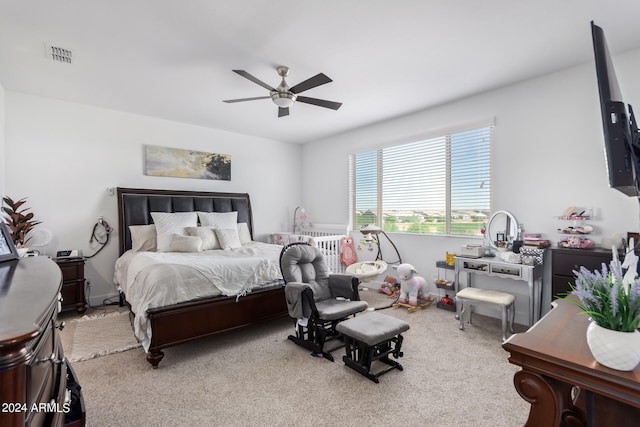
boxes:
[0,257,85,427]
[551,247,616,299]
[503,297,640,426]
[54,258,86,314]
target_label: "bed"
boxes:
[114,187,288,368]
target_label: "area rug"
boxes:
[64,311,141,362]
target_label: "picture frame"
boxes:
[0,222,19,262]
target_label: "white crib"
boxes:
[300,224,349,274]
[270,223,349,274]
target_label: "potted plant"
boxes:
[567,254,640,371]
[1,196,41,248]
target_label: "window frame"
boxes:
[349,122,493,237]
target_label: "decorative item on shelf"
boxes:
[522,235,550,248]
[519,247,546,265]
[440,294,454,306]
[558,224,594,235]
[563,243,640,371]
[556,207,596,247]
[560,206,593,220]
[460,245,482,258]
[558,235,594,249]
[446,252,456,266]
[435,278,454,288]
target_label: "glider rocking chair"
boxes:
[280,243,368,361]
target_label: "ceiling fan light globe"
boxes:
[271,92,296,108]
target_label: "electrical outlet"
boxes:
[86,278,91,288]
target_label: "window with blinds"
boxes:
[349,125,492,236]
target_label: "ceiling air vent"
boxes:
[45,44,73,64]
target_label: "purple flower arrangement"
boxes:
[569,256,640,332]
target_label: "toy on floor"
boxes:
[392,263,434,312]
[379,276,399,298]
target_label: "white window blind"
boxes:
[350,125,492,236]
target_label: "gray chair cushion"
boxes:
[336,313,410,346]
[281,244,331,301]
[315,299,369,321]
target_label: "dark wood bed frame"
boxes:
[116,187,288,368]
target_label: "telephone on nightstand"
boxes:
[55,217,112,260]
[56,249,83,258]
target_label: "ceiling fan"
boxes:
[223,66,342,117]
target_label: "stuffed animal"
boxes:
[379,275,399,297]
[394,263,427,306]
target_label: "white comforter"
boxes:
[113,242,283,351]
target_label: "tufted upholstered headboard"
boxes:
[116,187,253,255]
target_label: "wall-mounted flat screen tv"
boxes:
[591,21,640,197]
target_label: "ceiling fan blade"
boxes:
[289,73,332,94]
[223,96,271,103]
[232,70,275,91]
[296,96,342,110]
[278,107,289,117]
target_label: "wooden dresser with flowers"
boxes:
[503,297,640,426]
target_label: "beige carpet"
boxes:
[61,310,141,363]
[65,290,531,426]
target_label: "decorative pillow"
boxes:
[215,228,242,250]
[151,212,198,252]
[129,224,157,252]
[186,226,221,250]
[237,222,252,245]
[197,211,238,229]
[168,233,203,252]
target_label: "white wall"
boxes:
[4,92,302,305]
[4,49,640,324]
[302,49,640,325]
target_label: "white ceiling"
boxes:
[2,1,640,144]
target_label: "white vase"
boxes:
[586,322,640,371]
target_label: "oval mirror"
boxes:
[485,210,519,249]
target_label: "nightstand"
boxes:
[54,257,87,314]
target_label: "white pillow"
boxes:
[237,222,252,245]
[186,226,221,250]
[151,212,198,252]
[129,224,157,252]
[168,234,203,252]
[215,228,242,250]
[197,211,238,228]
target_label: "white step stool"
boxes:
[455,287,515,341]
